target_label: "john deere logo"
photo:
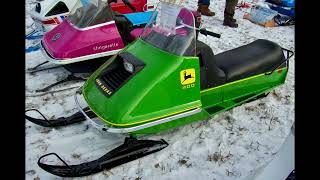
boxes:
[51,33,61,41]
[180,69,195,85]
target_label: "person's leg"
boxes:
[224,0,239,27]
[197,0,215,16]
[201,0,210,5]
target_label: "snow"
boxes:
[25,0,295,179]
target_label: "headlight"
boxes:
[123,61,134,73]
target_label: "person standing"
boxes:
[224,0,239,28]
[197,0,239,28]
[197,0,215,16]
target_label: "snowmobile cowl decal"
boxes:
[95,78,113,96]
[93,43,119,51]
[51,33,61,41]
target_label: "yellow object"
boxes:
[180,68,196,85]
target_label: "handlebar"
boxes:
[199,28,221,38]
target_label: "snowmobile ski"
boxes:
[26,33,43,40]
[25,107,96,127]
[37,137,168,177]
[26,61,64,74]
[26,73,90,97]
[26,28,37,37]
[26,27,43,40]
[26,86,81,97]
[26,44,41,53]
[26,37,42,53]
[35,74,86,93]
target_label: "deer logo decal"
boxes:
[180,68,196,85]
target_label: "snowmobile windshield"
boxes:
[67,0,114,29]
[140,2,197,56]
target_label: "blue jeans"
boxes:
[198,0,210,5]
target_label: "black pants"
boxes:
[225,0,239,15]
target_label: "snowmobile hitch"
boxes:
[25,107,97,127]
[265,48,294,75]
[37,137,169,177]
[35,74,86,93]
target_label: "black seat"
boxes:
[215,39,285,82]
[113,12,133,44]
[196,41,226,90]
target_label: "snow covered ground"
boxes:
[25,0,295,179]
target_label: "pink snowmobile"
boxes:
[41,0,152,65]
[28,0,155,93]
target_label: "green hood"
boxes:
[82,39,202,128]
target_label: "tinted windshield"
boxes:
[67,0,114,28]
[140,2,196,56]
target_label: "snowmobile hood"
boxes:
[82,39,202,128]
[29,0,59,17]
[42,19,124,61]
[29,0,77,20]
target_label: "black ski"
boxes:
[26,86,80,97]
[38,137,169,177]
[35,74,86,93]
[26,61,64,74]
[25,107,96,127]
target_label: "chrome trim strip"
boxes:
[74,89,202,133]
[107,108,201,133]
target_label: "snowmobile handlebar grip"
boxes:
[199,29,221,38]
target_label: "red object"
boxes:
[53,17,60,24]
[42,18,58,25]
[110,0,147,14]
[236,1,251,9]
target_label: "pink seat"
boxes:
[129,28,144,41]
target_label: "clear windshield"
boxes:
[140,2,196,56]
[67,0,114,28]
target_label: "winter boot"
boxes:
[223,12,238,28]
[197,4,215,16]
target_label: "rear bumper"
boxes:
[40,40,122,65]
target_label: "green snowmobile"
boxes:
[26,2,293,177]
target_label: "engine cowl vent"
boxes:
[102,66,132,91]
[95,52,145,97]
